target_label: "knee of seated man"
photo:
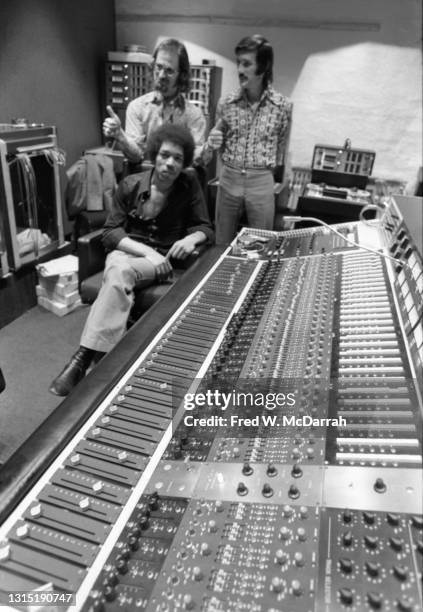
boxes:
[103,254,136,287]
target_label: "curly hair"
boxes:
[153,38,191,94]
[235,35,274,89]
[147,123,195,168]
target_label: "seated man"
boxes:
[50,124,214,397]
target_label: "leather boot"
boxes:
[92,351,106,365]
[49,346,96,396]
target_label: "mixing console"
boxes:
[0,198,421,611]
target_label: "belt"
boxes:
[224,163,273,175]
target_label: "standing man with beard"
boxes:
[103,39,206,165]
[204,35,293,244]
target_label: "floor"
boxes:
[0,302,89,467]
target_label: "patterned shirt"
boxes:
[125,91,207,163]
[216,86,292,170]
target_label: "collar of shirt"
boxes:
[151,91,186,111]
[227,85,280,107]
[133,168,190,217]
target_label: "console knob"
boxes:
[116,558,128,575]
[363,511,376,525]
[291,579,303,596]
[275,549,288,565]
[193,566,203,581]
[393,565,408,581]
[242,462,253,476]
[266,463,278,477]
[288,484,300,499]
[297,527,307,541]
[389,536,404,552]
[103,586,116,602]
[365,561,380,578]
[367,591,383,609]
[396,596,414,611]
[342,531,353,547]
[183,594,194,610]
[291,464,303,478]
[271,576,284,593]
[374,478,386,493]
[387,512,400,526]
[339,558,353,574]
[237,482,248,496]
[342,509,353,523]
[364,535,379,550]
[262,483,273,497]
[294,552,305,567]
[339,588,354,605]
[279,526,291,540]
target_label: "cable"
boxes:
[287,215,411,270]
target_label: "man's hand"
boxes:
[206,118,228,151]
[167,235,198,260]
[145,250,173,281]
[103,106,122,140]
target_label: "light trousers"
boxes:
[215,165,275,245]
[80,250,157,353]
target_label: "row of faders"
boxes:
[0,256,264,605]
[327,249,422,468]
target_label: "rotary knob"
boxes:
[237,482,248,496]
[103,585,116,602]
[193,566,203,581]
[342,509,353,524]
[364,535,379,550]
[266,463,278,477]
[115,558,128,575]
[389,536,404,552]
[139,515,149,530]
[291,580,303,596]
[367,591,383,609]
[279,526,291,540]
[291,464,303,478]
[275,549,288,565]
[294,552,305,567]
[373,478,386,493]
[262,483,273,497]
[339,558,353,574]
[182,594,194,610]
[365,561,380,578]
[242,462,253,475]
[271,576,284,593]
[288,484,300,499]
[339,588,354,606]
[396,596,414,611]
[393,565,408,581]
[363,511,376,525]
[387,512,400,526]
[342,531,353,547]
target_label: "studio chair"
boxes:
[77,231,208,324]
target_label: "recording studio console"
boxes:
[0,198,421,611]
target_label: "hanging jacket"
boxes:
[65,153,116,219]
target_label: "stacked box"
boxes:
[36,255,82,317]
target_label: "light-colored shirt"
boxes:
[216,87,292,170]
[125,91,207,163]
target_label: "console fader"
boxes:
[0,199,421,611]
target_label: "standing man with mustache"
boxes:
[205,35,293,244]
[103,38,206,165]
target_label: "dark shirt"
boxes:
[102,168,214,253]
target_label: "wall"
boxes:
[0,0,116,231]
[114,0,422,191]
